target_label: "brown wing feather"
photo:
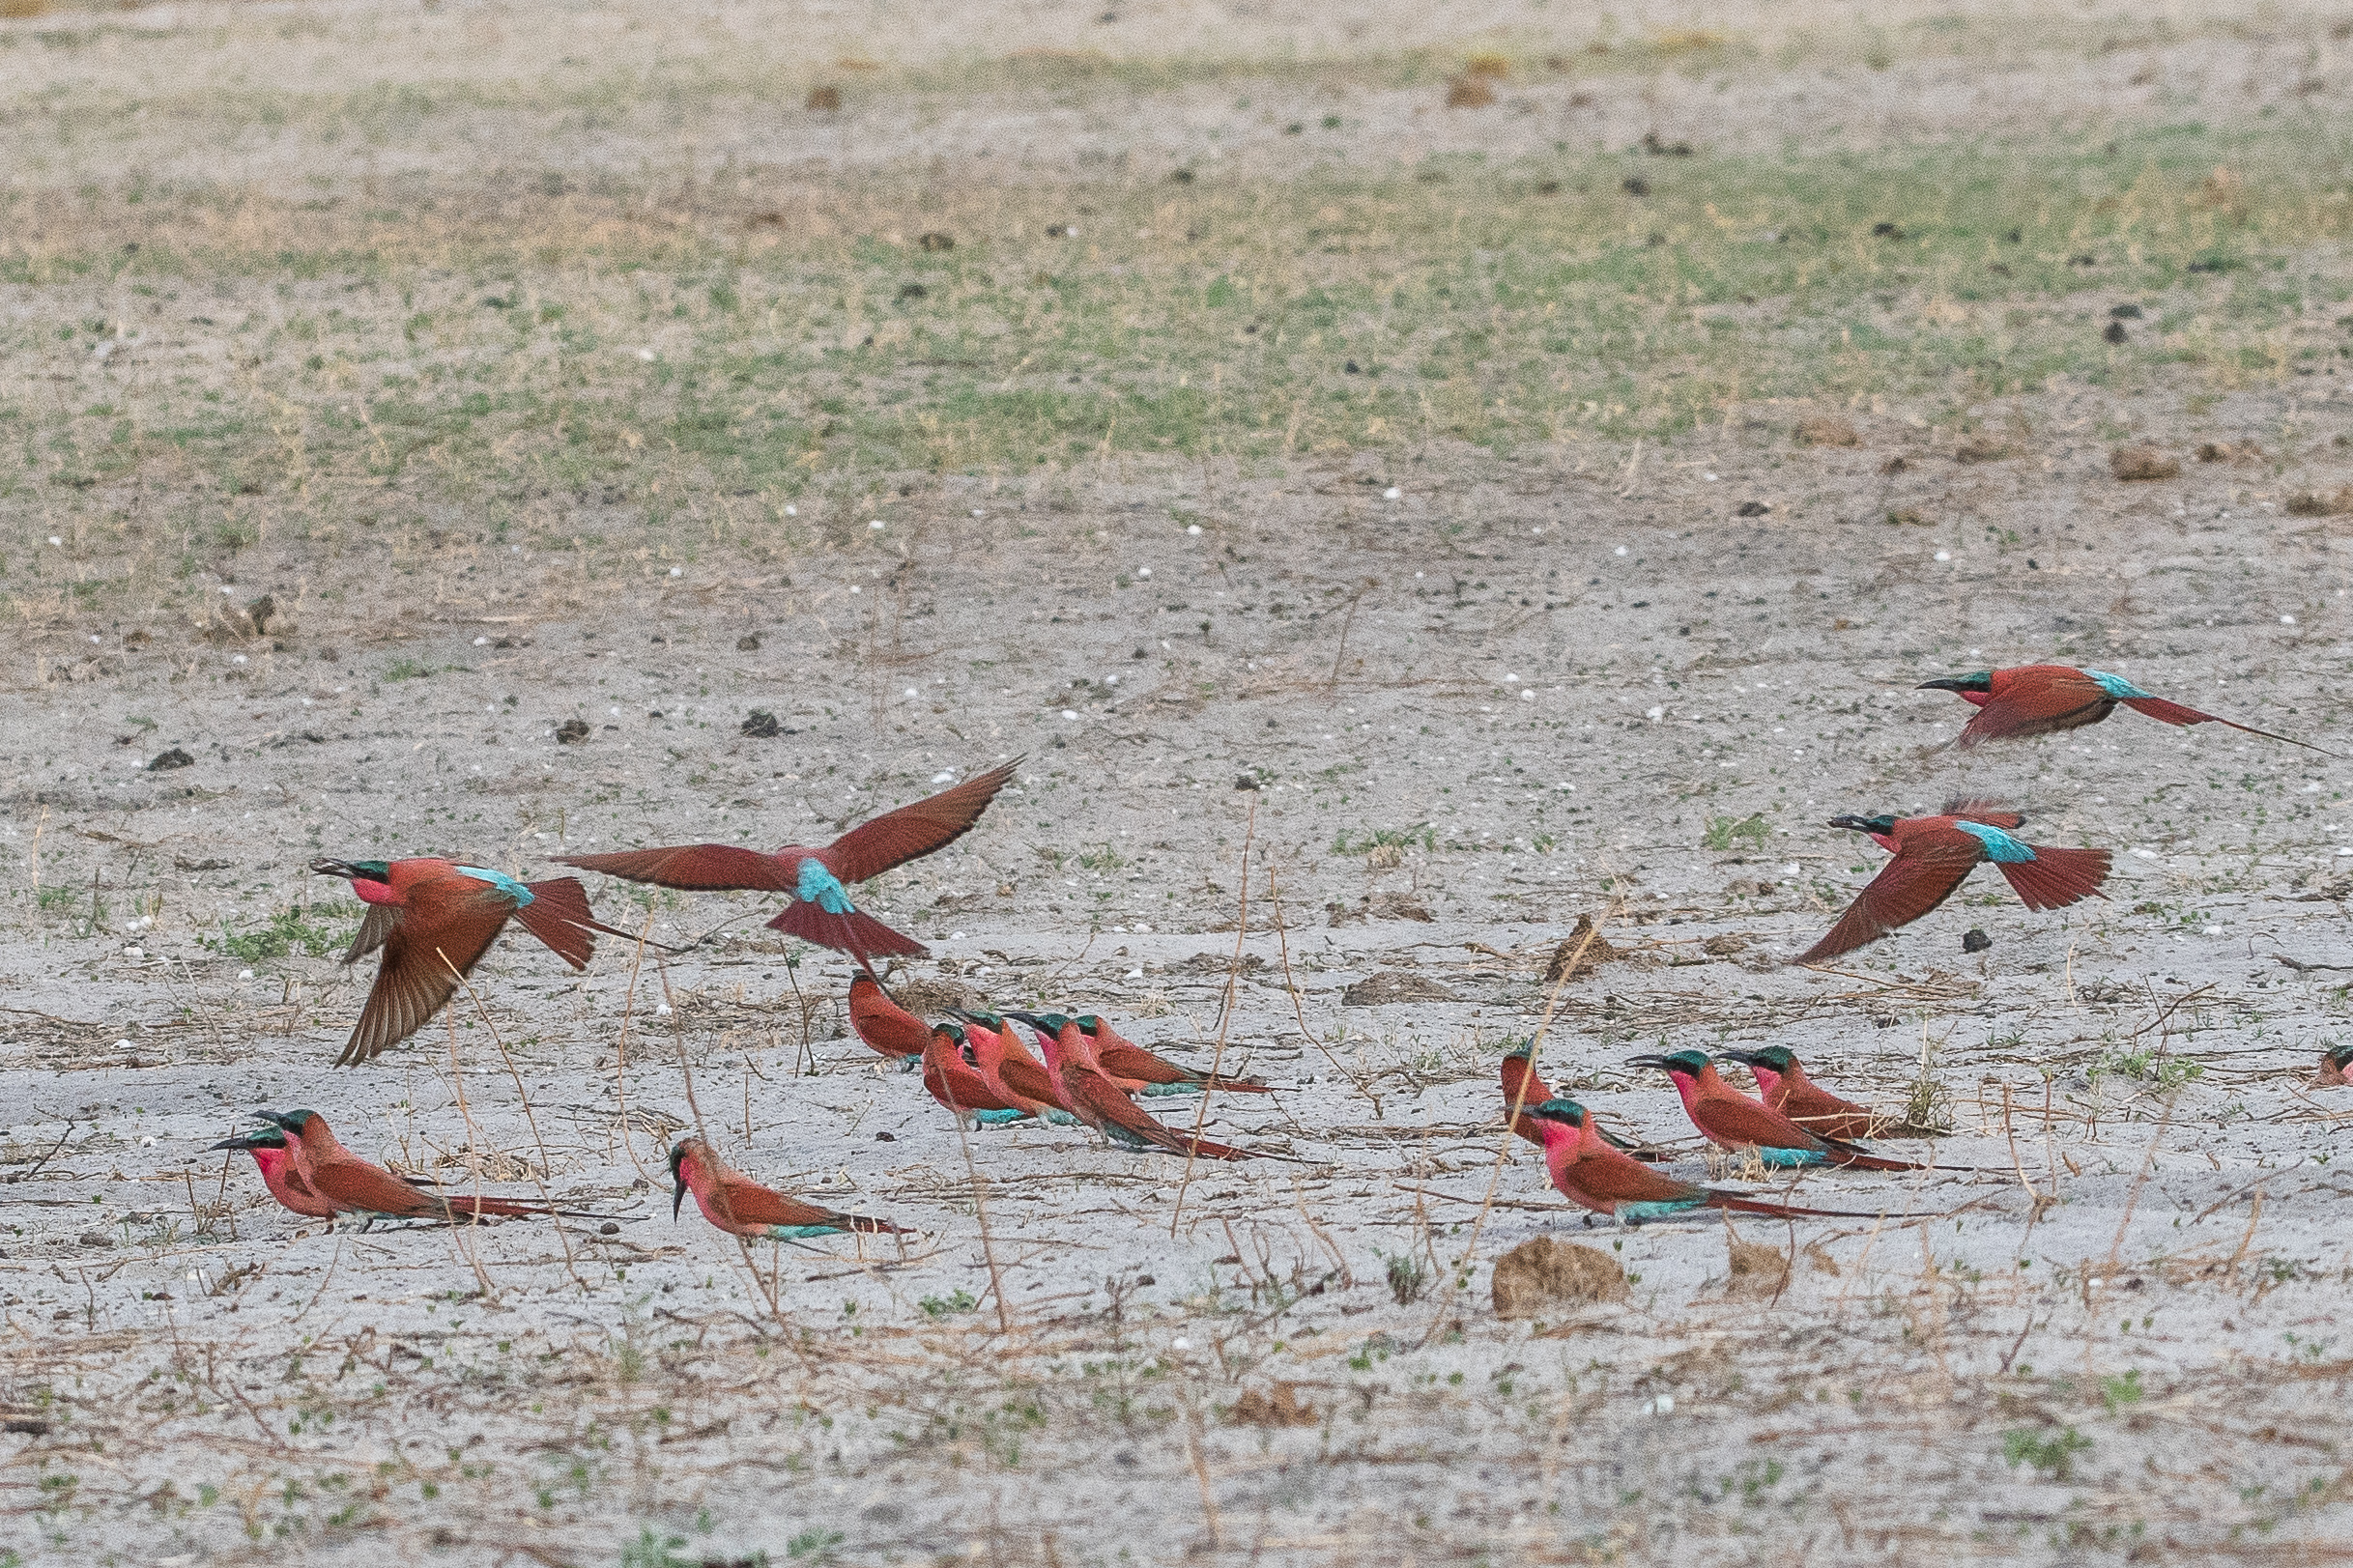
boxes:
[1000,1055,1064,1108]
[508,876,600,970]
[560,843,793,892]
[1793,844,1979,964]
[307,1155,439,1216]
[1959,670,2113,744]
[344,904,400,965]
[337,882,511,1065]
[820,759,1021,885]
[1938,798,2023,830]
[1565,1144,1707,1206]
[1690,1095,1825,1152]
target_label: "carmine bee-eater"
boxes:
[1795,801,2110,965]
[922,1023,1030,1126]
[561,759,1021,979]
[312,857,653,1066]
[949,1010,1077,1124]
[212,1126,339,1219]
[1007,1012,1259,1161]
[1628,1051,1928,1172]
[1920,664,2339,755]
[1719,1046,1937,1141]
[1500,1041,1666,1161]
[1519,1099,1898,1225]
[258,1110,581,1222]
[1070,1015,1271,1097]
[2315,1041,2353,1088]
[848,975,931,1068]
[670,1136,908,1240]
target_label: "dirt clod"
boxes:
[1491,1238,1627,1320]
[807,84,842,111]
[1226,1383,1319,1427]
[1445,75,1496,109]
[1545,914,1621,981]
[1794,415,1858,446]
[554,719,590,744]
[2285,487,2353,518]
[740,709,784,738]
[147,748,194,772]
[1341,971,1459,1005]
[2111,444,2180,480]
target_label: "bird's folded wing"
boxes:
[1794,843,1979,964]
[1958,672,2110,743]
[1000,1055,1062,1106]
[710,1175,827,1231]
[820,758,1021,884]
[308,1158,430,1213]
[560,844,793,891]
[1568,1146,1701,1206]
[1691,1095,1820,1150]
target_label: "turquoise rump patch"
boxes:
[1618,1198,1706,1224]
[767,1223,846,1240]
[455,866,533,904]
[794,858,855,914]
[974,1108,1028,1126]
[1953,820,2037,864]
[1757,1146,1828,1168]
[2082,668,2154,700]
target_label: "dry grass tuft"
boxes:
[1492,1237,1627,1319]
[1724,1233,1790,1299]
[2110,444,2181,480]
[2196,439,2265,463]
[807,84,844,111]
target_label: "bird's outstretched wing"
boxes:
[560,844,794,892]
[820,759,1022,885]
[1939,799,2023,830]
[1794,841,1980,964]
[337,880,511,1065]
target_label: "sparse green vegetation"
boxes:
[199,908,347,962]
[1703,813,1770,851]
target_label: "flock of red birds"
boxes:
[207,663,2339,1240]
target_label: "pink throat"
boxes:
[1961,691,1992,708]
[1663,1069,1707,1117]
[351,877,401,906]
[1747,1067,1785,1100]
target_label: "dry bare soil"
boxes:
[9,2,2353,1563]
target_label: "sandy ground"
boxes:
[11,2,2353,1565]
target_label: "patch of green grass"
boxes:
[1703,813,1770,851]
[1333,825,1436,855]
[2001,1426,2091,1479]
[200,908,347,963]
[918,1290,978,1319]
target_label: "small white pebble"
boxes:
[1383,486,1401,499]
[1062,709,1079,721]
[89,634,100,644]
[1614,545,1628,556]
[1521,690,1535,702]
[1935,551,1952,562]
[1704,471,1719,481]
[669,566,683,577]
[238,969,254,981]
[904,687,920,698]
[609,706,620,716]
[123,946,143,958]
[2203,925,2224,936]
[230,654,247,665]
[1126,967,1144,980]
[1503,673,1519,683]
[2281,614,2296,625]
[654,1002,674,1017]
[637,348,655,360]
[786,504,798,516]
[933,770,956,783]
[1650,1395,1676,1415]
[849,585,861,594]
[1137,566,1152,579]
[473,636,489,645]
[1647,705,1665,720]
[2131,848,2159,860]
[869,520,885,530]
[1187,524,1202,535]
[1172,1336,1190,1351]
[949,930,965,940]
[141,1135,158,1149]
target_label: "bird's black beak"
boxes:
[1624,1054,1673,1071]
[210,1134,256,1153]
[1827,814,1877,833]
[672,1174,688,1222]
[310,859,359,878]
[1915,678,1969,693]
[1717,1049,1765,1068]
